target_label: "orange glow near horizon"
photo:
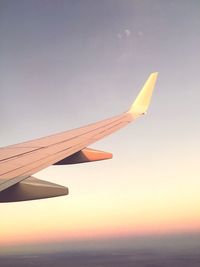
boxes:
[1,215,200,247]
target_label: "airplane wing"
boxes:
[0,72,158,202]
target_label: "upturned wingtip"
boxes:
[127,72,158,117]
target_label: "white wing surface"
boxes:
[0,73,158,202]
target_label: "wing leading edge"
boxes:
[0,72,158,202]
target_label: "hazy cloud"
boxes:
[124,29,131,37]
[117,29,131,39]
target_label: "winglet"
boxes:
[127,72,158,117]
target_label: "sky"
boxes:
[0,0,200,254]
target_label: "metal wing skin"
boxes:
[0,72,158,202]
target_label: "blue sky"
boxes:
[0,0,200,253]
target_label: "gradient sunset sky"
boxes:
[0,0,200,254]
